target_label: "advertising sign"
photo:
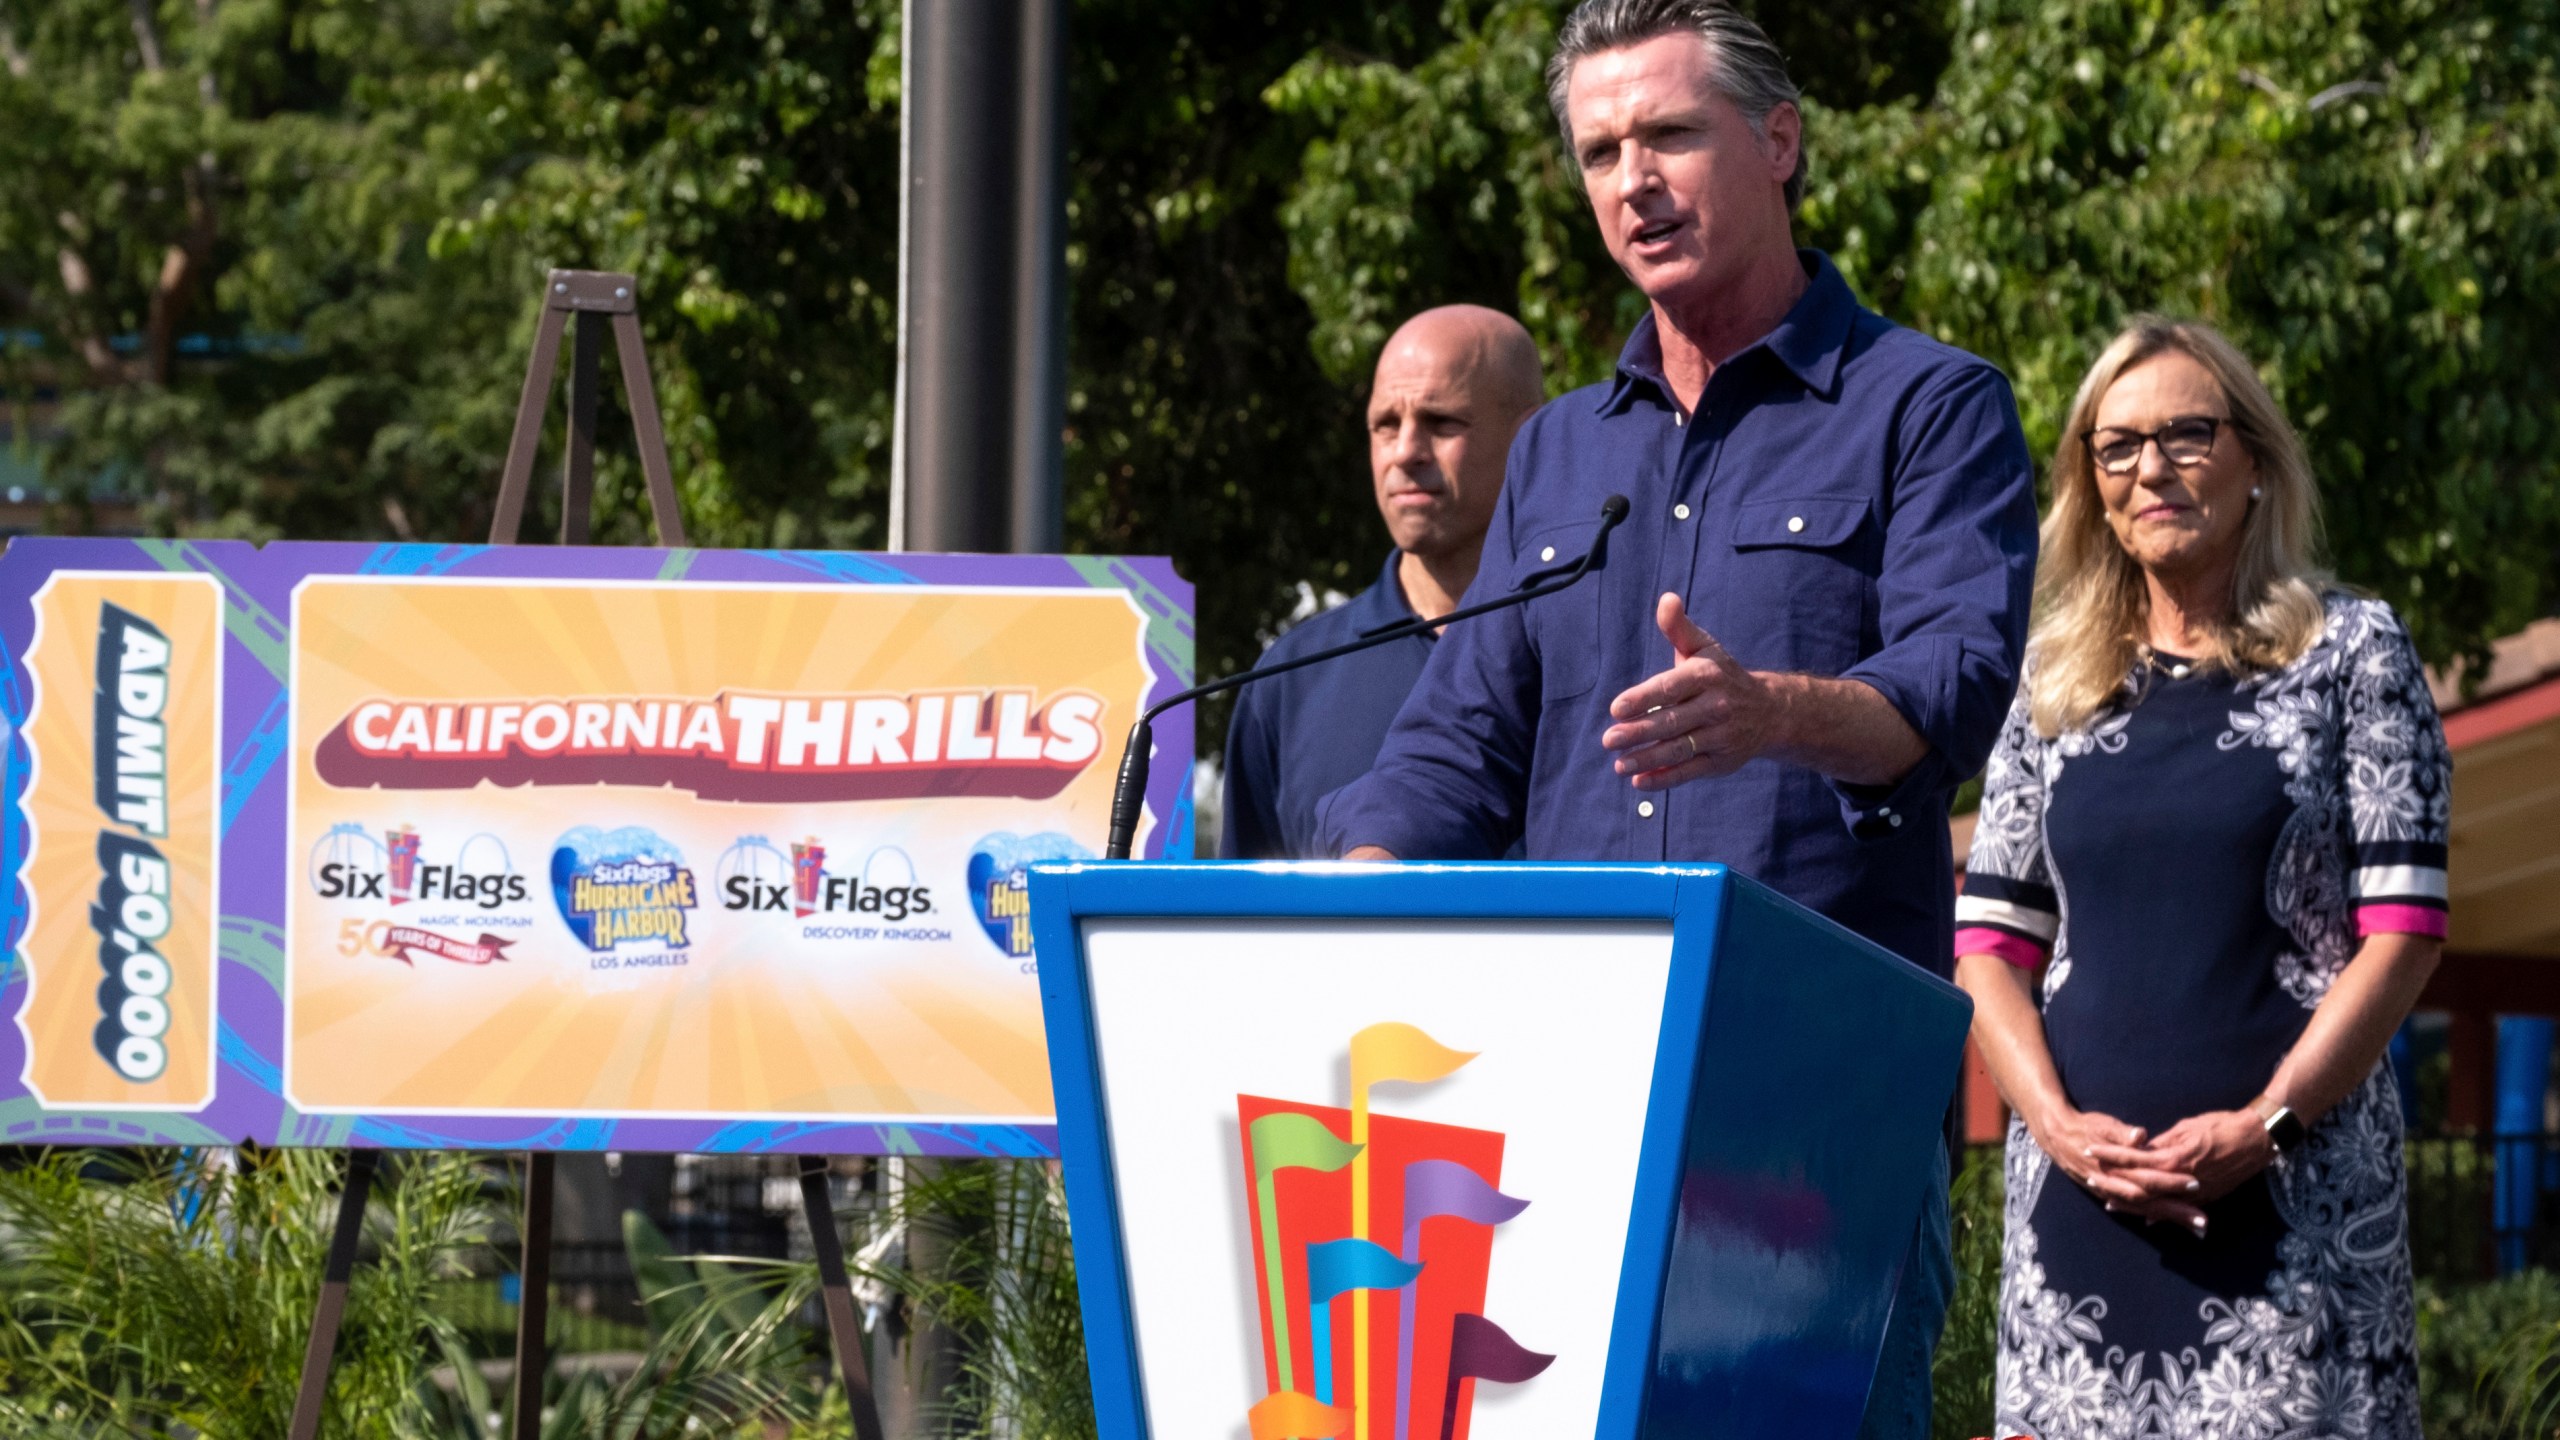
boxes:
[0,539,1192,1154]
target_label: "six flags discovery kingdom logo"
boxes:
[1238,1023,1551,1440]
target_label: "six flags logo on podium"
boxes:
[1238,1023,1552,1440]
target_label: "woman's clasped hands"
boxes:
[2031,1103,2277,1238]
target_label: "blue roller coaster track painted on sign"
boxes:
[218,1019,281,1093]
[752,550,922,586]
[357,543,482,577]
[138,539,288,679]
[220,691,287,837]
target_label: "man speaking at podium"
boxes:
[1317,2,2038,1434]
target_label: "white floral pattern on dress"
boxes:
[1972,596,2439,1440]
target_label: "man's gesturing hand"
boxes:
[1602,593,1787,788]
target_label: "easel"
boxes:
[287,270,886,1440]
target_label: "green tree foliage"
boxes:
[1055,2,1463,738]
[6,0,2550,739]
[0,1,1498,746]
[1273,0,2560,670]
[0,0,908,550]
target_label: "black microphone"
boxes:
[1104,494,1632,859]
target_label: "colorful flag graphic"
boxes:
[1249,1390,1353,1440]
[1347,1023,1476,1440]
[1395,1161,1528,1440]
[1306,1239,1424,1404]
[1238,1021,1547,1440]
[1247,1110,1363,1392]
[1438,1314,1554,1440]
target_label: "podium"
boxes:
[1029,862,1972,1440]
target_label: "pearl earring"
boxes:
[2250,485,2263,499]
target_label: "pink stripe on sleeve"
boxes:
[1955,926,2048,969]
[2356,903,2448,939]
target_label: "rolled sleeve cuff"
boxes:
[2356,902,2449,940]
[1955,926,2047,969]
[1314,775,1496,861]
[1831,747,1952,842]
[1836,635,1964,841]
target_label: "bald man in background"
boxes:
[1222,306,1547,858]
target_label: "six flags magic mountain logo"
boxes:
[311,823,530,910]
[312,687,1107,803]
[1238,1023,1552,1440]
[307,823,528,967]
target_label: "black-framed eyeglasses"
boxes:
[2082,416,2229,475]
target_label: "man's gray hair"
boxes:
[1544,0,1806,211]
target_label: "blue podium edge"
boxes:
[1026,860,1738,1440]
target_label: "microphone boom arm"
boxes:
[1104,495,1630,859]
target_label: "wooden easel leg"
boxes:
[559,313,603,545]
[288,1149,380,1440]
[491,303,572,545]
[801,1155,887,1440]
[491,269,686,548]
[511,1151,557,1440]
[610,311,688,547]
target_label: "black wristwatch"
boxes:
[2261,1105,2306,1155]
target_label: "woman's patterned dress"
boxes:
[1955,595,2450,1440]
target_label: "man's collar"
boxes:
[1352,548,1420,630]
[1598,249,1858,413]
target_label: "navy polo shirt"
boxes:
[1317,251,2038,977]
[1222,551,1434,859]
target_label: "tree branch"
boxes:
[128,0,166,73]
[134,0,225,387]
[52,218,124,381]
[2308,79,2388,113]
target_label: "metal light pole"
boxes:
[884,4,1069,1435]
[896,0,1067,555]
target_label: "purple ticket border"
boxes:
[0,538,1194,1157]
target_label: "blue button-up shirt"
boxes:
[1318,252,2037,977]
[1222,551,1434,859]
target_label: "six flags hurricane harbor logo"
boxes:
[550,826,698,963]
[310,688,1106,803]
[1239,1023,1552,1440]
[965,831,1092,962]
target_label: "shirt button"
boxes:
[1787,515,1807,533]
[1673,503,1691,520]
[1539,545,1556,562]
[1889,814,1904,828]
[1879,806,1894,817]
[1637,800,1656,818]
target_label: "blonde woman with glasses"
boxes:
[1954,318,2446,1439]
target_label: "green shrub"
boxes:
[0,1147,494,1437]
[1934,1146,2006,1440]
[2424,1270,2560,1440]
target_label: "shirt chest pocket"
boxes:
[1722,496,1878,672]
[1518,519,1604,701]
